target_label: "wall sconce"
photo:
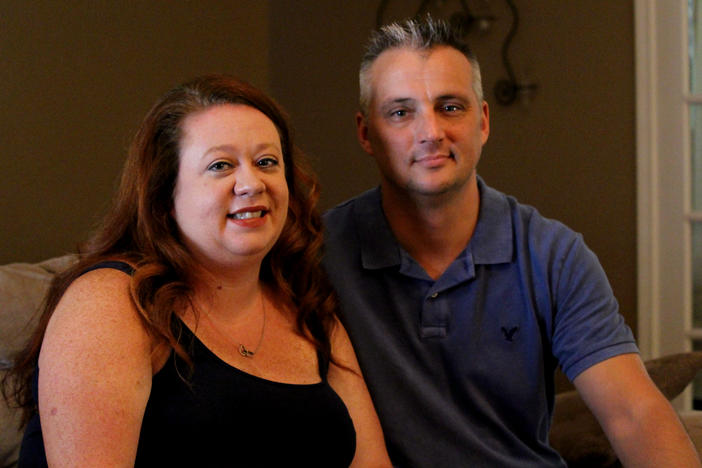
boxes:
[374,0,538,107]
[493,0,537,106]
[375,0,494,32]
[447,0,495,35]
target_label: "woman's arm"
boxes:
[327,320,393,468]
[37,267,153,467]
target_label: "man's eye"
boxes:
[442,104,461,112]
[208,161,231,171]
[389,109,411,119]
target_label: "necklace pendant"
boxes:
[239,343,255,358]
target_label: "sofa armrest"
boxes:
[0,255,77,468]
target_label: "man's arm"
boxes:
[573,353,701,467]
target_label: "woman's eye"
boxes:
[257,157,279,168]
[208,161,231,171]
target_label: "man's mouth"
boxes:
[414,152,455,164]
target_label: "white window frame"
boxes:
[636,0,697,407]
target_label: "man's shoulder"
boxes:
[323,187,380,231]
[482,180,545,220]
[322,198,354,224]
[479,180,582,255]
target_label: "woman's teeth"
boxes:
[229,211,264,220]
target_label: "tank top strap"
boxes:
[80,260,135,276]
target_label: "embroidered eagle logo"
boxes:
[501,326,519,342]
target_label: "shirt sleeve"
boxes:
[550,233,638,381]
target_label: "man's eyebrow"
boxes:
[379,97,414,111]
[435,93,470,103]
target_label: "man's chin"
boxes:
[405,173,476,198]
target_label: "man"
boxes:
[322,17,701,467]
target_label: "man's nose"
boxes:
[417,110,445,144]
[233,165,265,196]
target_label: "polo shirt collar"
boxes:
[355,187,402,269]
[471,177,514,265]
[355,177,513,270]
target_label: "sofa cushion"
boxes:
[0,255,76,468]
[550,352,702,467]
[0,255,76,364]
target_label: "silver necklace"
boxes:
[239,293,266,358]
[205,289,266,359]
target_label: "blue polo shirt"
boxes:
[322,178,637,467]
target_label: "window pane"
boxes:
[692,0,702,94]
[693,105,702,210]
[695,223,702,328]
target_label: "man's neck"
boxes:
[381,177,480,280]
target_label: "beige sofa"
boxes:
[1,255,702,467]
[550,353,702,467]
[0,255,76,467]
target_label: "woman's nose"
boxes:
[233,165,265,196]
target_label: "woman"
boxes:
[3,75,391,467]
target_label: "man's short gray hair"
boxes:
[359,16,483,115]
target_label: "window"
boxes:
[636,0,702,410]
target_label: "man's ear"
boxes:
[355,111,373,155]
[480,100,490,145]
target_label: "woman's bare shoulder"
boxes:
[37,265,155,467]
[41,265,149,363]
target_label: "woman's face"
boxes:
[172,104,289,271]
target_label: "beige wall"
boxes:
[1,1,636,334]
[0,0,270,264]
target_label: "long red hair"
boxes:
[3,75,338,425]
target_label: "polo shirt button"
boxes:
[430,292,439,299]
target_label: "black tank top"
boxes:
[19,262,356,467]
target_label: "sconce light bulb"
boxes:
[477,18,492,33]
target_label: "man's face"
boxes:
[357,46,489,199]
